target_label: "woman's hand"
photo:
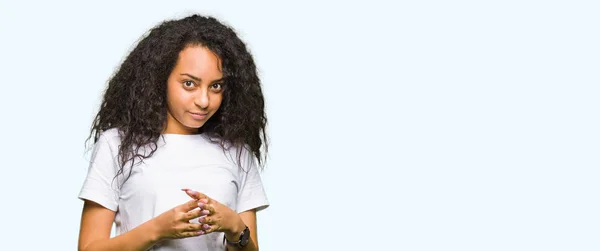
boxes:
[181,189,246,238]
[151,199,208,241]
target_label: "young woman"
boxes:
[77,14,269,251]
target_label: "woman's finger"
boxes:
[197,200,210,210]
[200,209,210,216]
[202,203,215,215]
[177,199,200,213]
[203,223,221,234]
[183,208,204,221]
[180,222,204,232]
[181,189,210,201]
[199,216,213,224]
[181,230,205,237]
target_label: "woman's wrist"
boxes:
[224,214,246,241]
[144,217,164,243]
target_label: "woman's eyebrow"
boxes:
[180,73,201,81]
[180,73,223,83]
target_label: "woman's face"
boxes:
[164,45,224,134]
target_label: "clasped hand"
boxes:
[151,188,241,241]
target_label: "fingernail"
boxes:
[200,199,208,204]
[197,230,204,235]
[203,224,210,230]
[202,210,210,215]
[198,202,204,208]
[199,216,205,223]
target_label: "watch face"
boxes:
[240,227,250,246]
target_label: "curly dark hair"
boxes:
[87,14,268,175]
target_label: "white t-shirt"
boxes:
[78,128,269,251]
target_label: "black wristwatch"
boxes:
[224,226,250,248]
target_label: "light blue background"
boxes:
[0,0,598,250]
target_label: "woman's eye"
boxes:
[183,81,194,88]
[211,83,223,90]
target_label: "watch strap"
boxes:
[224,226,250,248]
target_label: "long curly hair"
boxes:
[87,14,268,175]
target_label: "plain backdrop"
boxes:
[0,0,598,250]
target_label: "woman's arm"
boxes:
[78,199,205,251]
[78,200,161,251]
[224,210,260,251]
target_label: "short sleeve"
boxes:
[236,149,269,213]
[78,132,121,212]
